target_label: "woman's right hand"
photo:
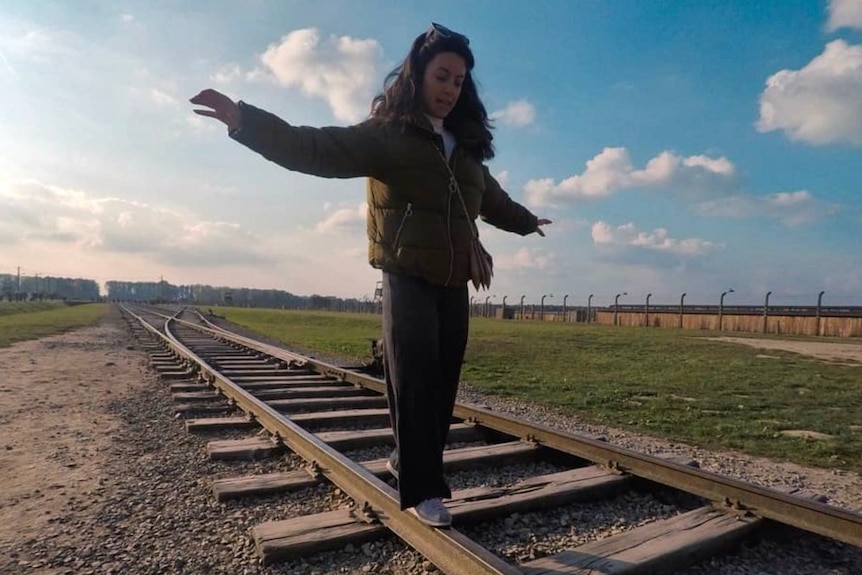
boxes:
[190,89,241,131]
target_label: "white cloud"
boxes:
[491,99,536,127]
[756,40,862,145]
[211,64,243,85]
[1,27,78,64]
[121,14,134,24]
[0,48,13,74]
[315,203,366,233]
[150,88,178,107]
[493,170,509,189]
[525,147,736,207]
[826,0,862,31]
[591,221,719,256]
[695,189,839,226]
[0,180,271,266]
[495,247,554,271]
[255,28,382,123]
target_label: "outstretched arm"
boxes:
[480,166,552,237]
[190,89,383,179]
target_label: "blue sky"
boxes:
[1,1,860,307]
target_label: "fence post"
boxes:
[679,292,686,328]
[816,290,825,336]
[762,291,772,334]
[645,293,651,327]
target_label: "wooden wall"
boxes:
[495,308,862,337]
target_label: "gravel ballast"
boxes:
[3,312,862,574]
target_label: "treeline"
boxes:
[105,280,376,312]
[0,274,376,311]
[0,274,100,302]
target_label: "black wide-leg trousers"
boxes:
[381,271,469,510]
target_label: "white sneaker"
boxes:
[409,498,451,527]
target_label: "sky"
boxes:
[1,1,861,307]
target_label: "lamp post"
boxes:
[679,292,687,329]
[816,290,825,336]
[614,292,627,326]
[562,294,569,323]
[645,293,652,328]
[502,295,508,319]
[587,294,594,324]
[540,293,553,321]
[484,294,495,318]
[762,290,771,334]
[718,288,734,332]
[520,294,526,320]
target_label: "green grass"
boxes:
[212,307,380,362]
[0,303,109,347]
[214,307,862,472]
[0,300,68,316]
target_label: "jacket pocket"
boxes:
[393,202,413,250]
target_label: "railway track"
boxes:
[121,304,862,574]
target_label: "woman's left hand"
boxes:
[535,218,552,237]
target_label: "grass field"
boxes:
[213,306,862,473]
[0,302,109,347]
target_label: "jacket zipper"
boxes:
[444,152,457,286]
[393,202,413,250]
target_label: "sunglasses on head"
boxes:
[425,22,470,46]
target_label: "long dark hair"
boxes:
[370,27,495,160]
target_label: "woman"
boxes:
[191,22,551,527]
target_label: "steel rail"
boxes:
[186,309,862,550]
[123,305,521,575]
[129,307,862,552]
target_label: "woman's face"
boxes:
[421,52,467,119]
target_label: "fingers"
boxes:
[190,89,239,128]
[189,88,219,105]
[189,89,232,112]
[535,218,551,237]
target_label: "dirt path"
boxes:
[706,336,862,364]
[0,309,156,573]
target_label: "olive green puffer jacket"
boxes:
[230,102,539,287]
